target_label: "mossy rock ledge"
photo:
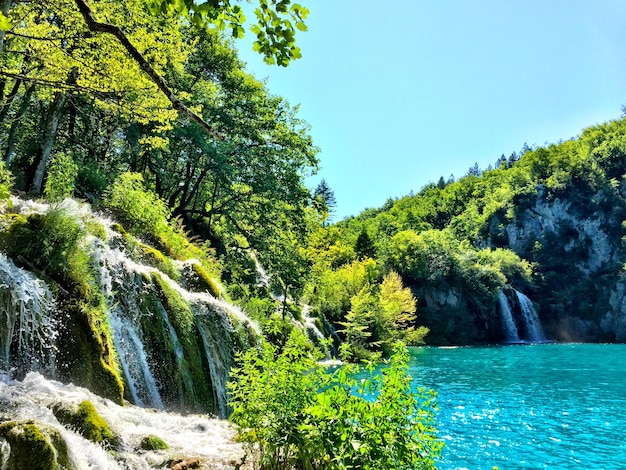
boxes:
[52,400,118,448]
[0,420,74,470]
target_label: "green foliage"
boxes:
[104,172,171,245]
[52,400,116,447]
[0,208,89,295]
[0,162,13,209]
[104,172,220,274]
[148,0,309,66]
[44,152,78,203]
[355,228,376,260]
[228,332,442,469]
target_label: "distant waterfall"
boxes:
[498,291,520,342]
[515,291,547,342]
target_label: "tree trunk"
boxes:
[4,83,34,164]
[28,91,67,193]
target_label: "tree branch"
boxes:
[73,0,222,140]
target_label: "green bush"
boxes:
[104,172,220,274]
[228,332,442,469]
[44,152,78,203]
[103,172,171,244]
[0,162,13,209]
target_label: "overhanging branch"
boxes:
[73,0,221,140]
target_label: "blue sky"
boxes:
[236,1,626,220]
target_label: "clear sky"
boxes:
[235,1,626,220]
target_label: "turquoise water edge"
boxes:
[408,344,626,469]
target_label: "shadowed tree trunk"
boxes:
[4,83,34,164]
[28,91,67,193]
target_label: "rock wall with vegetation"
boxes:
[316,118,626,344]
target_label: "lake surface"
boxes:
[408,344,626,469]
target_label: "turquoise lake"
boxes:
[408,344,626,469]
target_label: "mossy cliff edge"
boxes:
[0,198,257,415]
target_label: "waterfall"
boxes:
[1,196,261,416]
[92,238,165,409]
[498,291,520,342]
[0,254,56,377]
[515,290,547,342]
[109,307,164,409]
[0,371,245,468]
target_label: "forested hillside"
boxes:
[304,118,626,346]
[2,0,626,358]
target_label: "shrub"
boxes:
[104,172,220,274]
[0,162,13,209]
[44,152,78,203]
[228,332,442,469]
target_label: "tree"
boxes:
[0,0,311,192]
[313,178,337,225]
[354,228,376,260]
[379,271,428,350]
[147,0,310,66]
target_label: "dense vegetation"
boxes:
[308,118,626,344]
[2,1,626,467]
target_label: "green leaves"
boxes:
[145,0,309,66]
[0,12,11,30]
[228,335,443,469]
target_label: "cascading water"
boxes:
[498,291,521,342]
[0,197,260,417]
[515,290,547,342]
[91,237,164,410]
[0,372,246,469]
[0,254,56,377]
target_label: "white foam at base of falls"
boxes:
[0,372,246,469]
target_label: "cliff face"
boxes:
[497,185,626,342]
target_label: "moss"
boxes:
[152,273,213,412]
[139,434,169,450]
[110,222,127,235]
[52,400,116,447]
[138,242,179,280]
[0,213,31,255]
[55,300,124,405]
[190,263,221,298]
[0,421,73,470]
[84,218,107,240]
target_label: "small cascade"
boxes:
[0,371,245,468]
[92,238,165,409]
[109,307,164,409]
[300,305,330,359]
[498,291,520,342]
[515,290,547,342]
[0,254,57,377]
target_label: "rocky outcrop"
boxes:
[495,185,626,342]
